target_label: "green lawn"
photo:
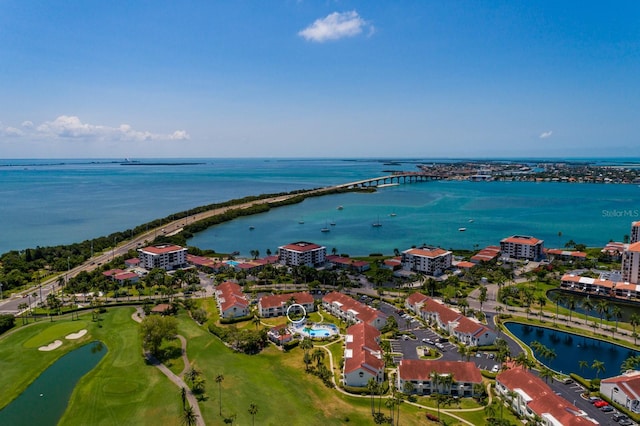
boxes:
[1,307,450,425]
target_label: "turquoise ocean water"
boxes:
[1,158,639,256]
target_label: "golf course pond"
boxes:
[0,341,106,425]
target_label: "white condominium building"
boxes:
[138,244,187,270]
[500,235,544,261]
[278,241,326,267]
[401,246,452,276]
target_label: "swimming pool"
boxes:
[294,323,339,339]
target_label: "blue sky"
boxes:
[1,1,639,158]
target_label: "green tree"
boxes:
[479,286,488,311]
[595,299,609,327]
[578,360,589,374]
[139,315,178,357]
[630,313,640,344]
[248,402,258,426]
[612,305,622,335]
[581,298,594,325]
[566,295,576,322]
[181,402,198,426]
[539,366,554,383]
[216,374,225,416]
[591,359,605,379]
[367,378,377,416]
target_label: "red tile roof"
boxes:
[114,272,138,281]
[546,249,587,258]
[497,367,591,425]
[501,235,542,245]
[323,292,387,325]
[629,242,640,253]
[398,360,482,383]
[103,269,125,277]
[259,292,314,309]
[602,371,640,400]
[344,322,383,375]
[406,292,429,306]
[141,244,185,254]
[456,261,476,269]
[405,247,450,258]
[215,281,249,312]
[280,241,323,252]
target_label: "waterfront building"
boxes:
[496,367,593,425]
[325,255,370,272]
[470,246,501,263]
[138,244,187,271]
[322,292,387,329]
[278,241,326,267]
[267,324,293,346]
[258,291,315,318]
[415,296,495,346]
[401,246,452,276]
[632,221,640,244]
[601,241,626,262]
[545,249,587,262]
[396,360,482,397]
[103,269,140,284]
[622,242,640,284]
[214,281,250,319]
[500,235,544,261]
[600,370,640,413]
[343,322,384,388]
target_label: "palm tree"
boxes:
[612,305,622,335]
[578,360,589,375]
[312,348,325,368]
[591,359,605,379]
[566,295,576,322]
[248,402,258,426]
[536,295,546,319]
[479,286,488,311]
[367,378,377,416]
[539,366,554,383]
[595,299,609,327]
[579,298,593,325]
[181,403,198,426]
[302,351,312,372]
[620,355,640,373]
[215,374,224,416]
[251,315,261,330]
[484,401,497,420]
[300,338,313,354]
[180,387,187,409]
[394,392,404,426]
[630,313,640,344]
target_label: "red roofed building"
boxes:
[601,370,640,413]
[326,255,370,272]
[343,322,384,387]
[401,246,452,276]
[214,281,249,319]
[397,360,482,397]
[405,292,430,313]
[278,241,326,267]
[500,235,544,261]
[456,261,476,270]
[267,324,293,346]
[471,246,501,263]
[322,292,387,329]
[496,367,594,425]
[113,271,140,284]
[258,292,315,318]
[545,249,587,262]
[601,241,626,261]
[125,258,140,268]
[417,297,496,346]
[138,244,187,270]
[632,221,640,244]
[382,257,402,271]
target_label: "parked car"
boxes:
[588,396,601,404]
[618,419,634,426]
[594,400,609,408]
[491,365,500,373]
[613,412,629,422]
[601,405,614,412]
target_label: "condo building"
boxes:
[401,246,452,276]
[278,241,326,267]
[500,235,544,261]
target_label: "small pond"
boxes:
[505,322,639,379]
[0,341,106,426]
[547,289,640,323]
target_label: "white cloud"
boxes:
[298,11,373,42]
[539,130,553,139]
[2,126,23,137]
[16,115,191,142]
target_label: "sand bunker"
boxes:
[39,340,63,351]
[65,329,88,340]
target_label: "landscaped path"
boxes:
[132,308,205,426]
[315,335,490,426]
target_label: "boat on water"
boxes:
[321,227,330,233]
[468,219,474,223]
[459,227,466,232]
[372,216,382,227]
[249,226,255,230]
[389,213,397,217]
[330,222,336,226]
[337,205,344,210]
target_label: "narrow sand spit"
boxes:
[38,340,63,351]
[65,329,88,340]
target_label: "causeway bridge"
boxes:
[336,171,443,189]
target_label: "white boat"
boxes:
[372,216,382,227]
[468,219,474,223]
[337,205,344,210]
[459,227,466,232]
[321,227,330,233]
[390,213,397,217]
[249,226,255,230]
